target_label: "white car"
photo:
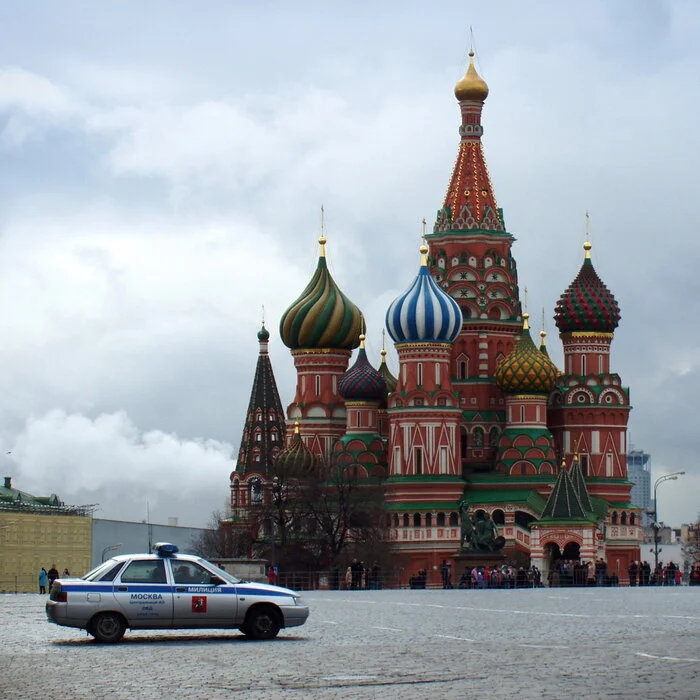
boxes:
[46,543,309,642]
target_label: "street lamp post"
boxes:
[652,472,685,574]
[101,543,122,562]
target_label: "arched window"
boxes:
[403,513,410,527]
[458,359,468,379]
[249,478,262,504]
[611,511,619,525]
[393,514,399,527]
[489,427,499,447]
[413,513,421,527]
[449,512,459,527]
[492,509,505,525]
[437,512,446,527]
[231,480,240,507]
[315,375,321,396]
[461,427,469,456]
[425,513,433,527]
[417,363,423,386]
[473,427,484,447]
[581,355,587,375]
[414,447,423,475]
[630,513,636,526]
[621,512,627,525]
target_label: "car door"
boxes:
[113,558,173,628]
[170,560,237,627]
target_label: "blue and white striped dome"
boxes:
[385,246,463,344]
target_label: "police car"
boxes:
[46,543,309,643]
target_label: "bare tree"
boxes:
[189,509,234,558]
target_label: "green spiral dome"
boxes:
[279,238,362,350]
[495,315,559,395]
[274,424,319,477]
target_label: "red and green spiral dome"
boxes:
[554,242,620,334]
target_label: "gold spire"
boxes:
[419,244,429,266]
[584,212,592,259]
[380,329,387,361]
[319,204,327,257]
[293,420,300,435]
[454,49,489,103]
[523,312,530,331]
[359,333,366,349]
[540,329,547,344]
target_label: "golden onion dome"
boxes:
[495,314,559,395]
[454,50,489,103]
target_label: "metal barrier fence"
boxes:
[1,572,691,594]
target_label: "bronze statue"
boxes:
[459,504,474,551]
[459,505,505,552]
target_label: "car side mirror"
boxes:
[210,576,225,586]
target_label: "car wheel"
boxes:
[89,612,126,643]
[244,606,281,640]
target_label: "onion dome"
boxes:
[338,335,387,401]
[274,422,318,477]
[280,236,362,350]
[386,245,463,344]
[378,348,397,393]
[257,323,270,342]
[554,241,620,334]
[495,313,559,395]
[454,50,489,103]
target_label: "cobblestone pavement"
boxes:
[1,588,699,699]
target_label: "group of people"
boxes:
[629,560,683,586]
[548,559,610,587]
[38,565,69,593]
[458,564,542,589]
[336,559,382,590]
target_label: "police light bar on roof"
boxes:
[153,542,179,557]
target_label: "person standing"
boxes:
[39,568,48,594]
[47,565,59,589]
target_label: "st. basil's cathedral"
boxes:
[229,51,642,582]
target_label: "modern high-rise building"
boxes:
[627,450,652,527]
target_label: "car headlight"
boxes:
[292,595,304,606]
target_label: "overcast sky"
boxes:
[1,1,698,529]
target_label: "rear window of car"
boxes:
[95,561,126,582]
[83,560,124,581]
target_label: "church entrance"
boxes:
[562,542,580,561]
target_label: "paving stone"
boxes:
[1,588,698,698]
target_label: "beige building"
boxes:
[0,477,93,593]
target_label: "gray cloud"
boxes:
[0,1,698,526]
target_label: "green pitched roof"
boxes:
[540,468,588,520]
[461,488,547,513]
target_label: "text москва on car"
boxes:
[46,543,309,642]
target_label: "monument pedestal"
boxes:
[452,550,506,586]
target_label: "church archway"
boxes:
[562,542,580,561]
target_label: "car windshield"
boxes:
[198,559,242,584]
